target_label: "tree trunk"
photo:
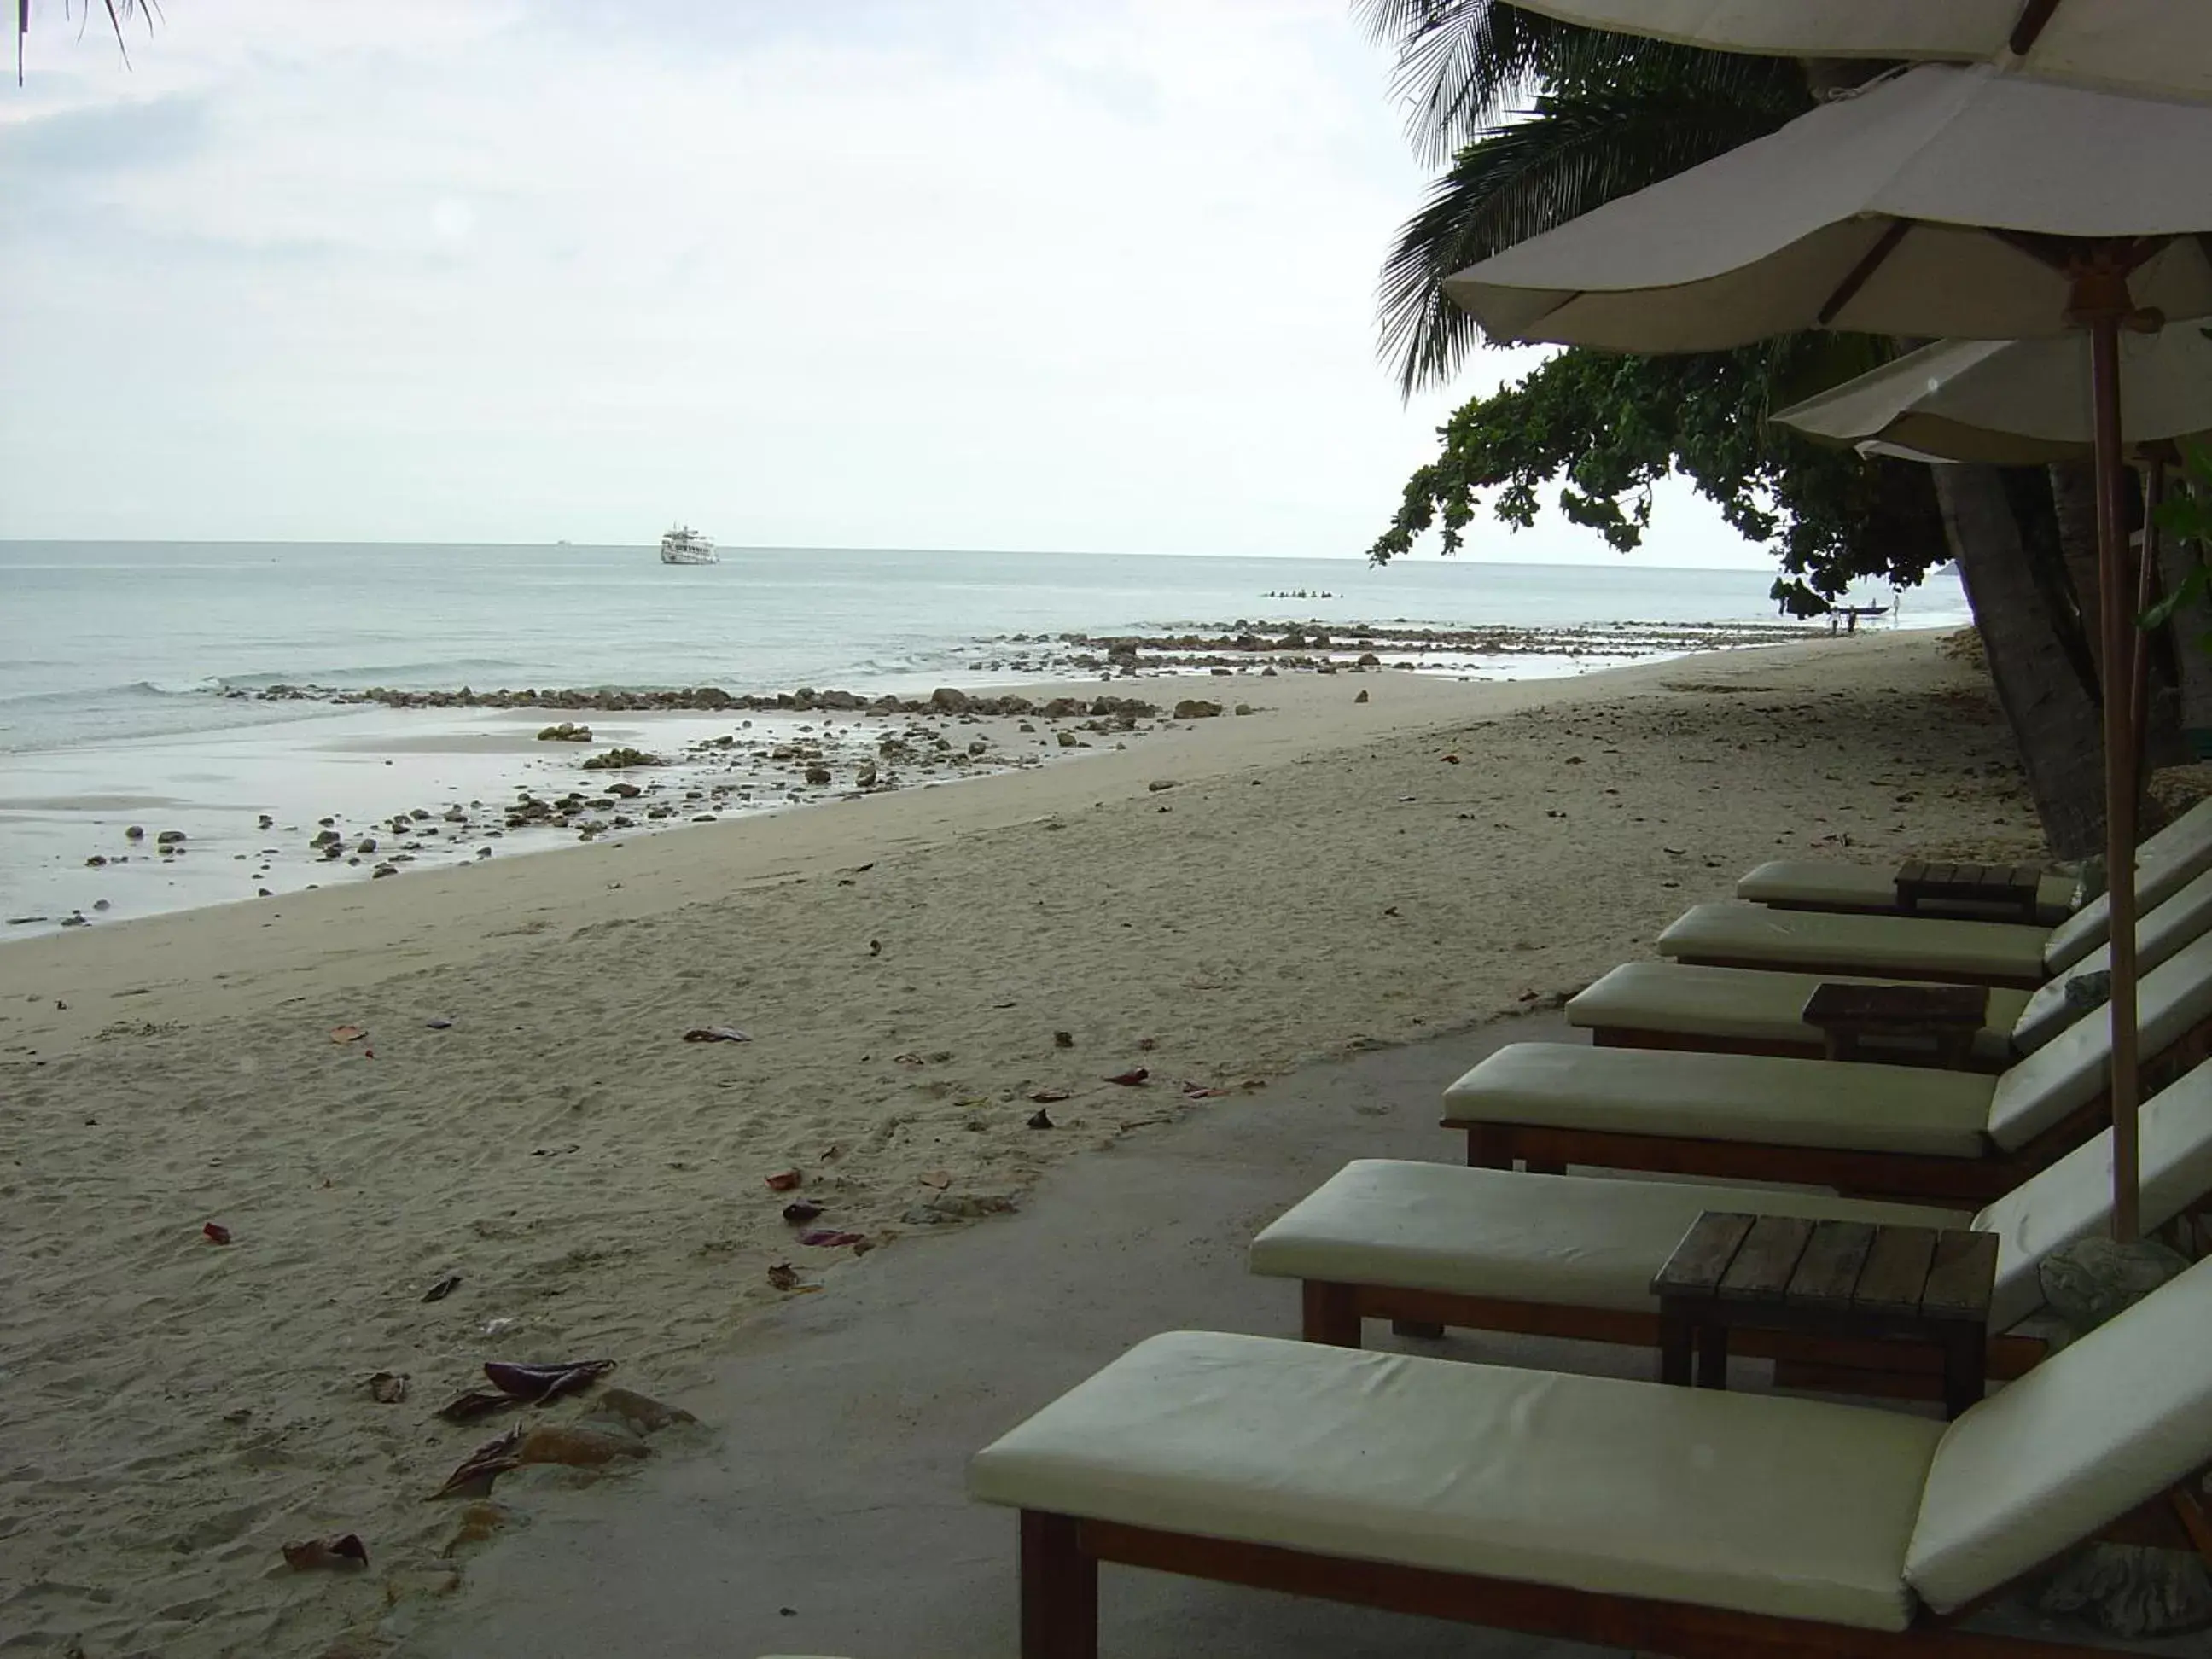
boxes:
[1936,463,2108,859]
[2050,461,2105,678]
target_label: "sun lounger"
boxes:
[973,1259,2212,1658]
[1249,1057,2212,1383]
[1736,795,2212,923]
[1573,864,2212,1065]
[1439,928,2212,1202]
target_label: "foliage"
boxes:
[2142,438,2212,647]
[1367,337,1947,614]
[15,0,156,86]
[1378,44,1810,394]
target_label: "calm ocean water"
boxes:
[0,542,1969,754]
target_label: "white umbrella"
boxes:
[1445,61,2212,1241]
[1772,329,2212,465]
[1495,0,2212,103]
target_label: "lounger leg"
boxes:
[1464,1126,1511,1169]
[1942,1328,1986,1420]
[1522,1159,1566,1176]
[1390,1320,1447,1339]
[1301,1281,1363,1348]
[1021,1511,1097,1659]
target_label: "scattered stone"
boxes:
[581,747,663,770]
[1147,780,1177,793]
[125,825,145,841]
[368,1371,410,1404]
[155,830,187,846]
[537,722,592,742]
[585,1387,697,1435]
[1354,690,1370,704]
[1056,731,1080,748]
[84,855,107,868]
[1172,700,1222,719]
[1233,703,1253,715]
[804,765,832,786]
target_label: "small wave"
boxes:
[0,677,228,708]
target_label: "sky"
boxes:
[0,0,1769,567]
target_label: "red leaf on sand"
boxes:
[797,1229,867,1248]
[765,1170,802,1193]
[1027,1087,1071,1103]
[1103,1068,1150,1086]
[202,1222,232,1245]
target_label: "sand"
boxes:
[0,631,2048,1658]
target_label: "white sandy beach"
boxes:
[0,631,2052,1657]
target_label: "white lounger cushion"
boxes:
[2012,861,2212,1051]
[1972,1061,2212,1329]
[969,1330,1944,1632]
[1443,1043,1994,1158]
[1249,1159,1965,1313]
[1738,859,2076,923]
[1906,1255,2212,1613]
[1660,902,2052,982]
[1568,960,2029,1062]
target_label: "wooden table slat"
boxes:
[1650,1212,1754,1297]
[1784,1220,1877,1307]
[1716,1216,1815,1303]
[1853,1226,1941,1313]
[1922,1231,2001,1318]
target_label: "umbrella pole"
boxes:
[2090,306,2142,1244]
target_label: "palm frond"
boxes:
[1378,62,1808,394]
[18,0,159,84]
[1355,0,1604,166]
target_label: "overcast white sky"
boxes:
[0,0,1767,566]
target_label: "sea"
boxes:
[0,541,1971,934]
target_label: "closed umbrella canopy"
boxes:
[1772,329,2212,464]
[1495,0,2212,104]
[1445,65,2212,351]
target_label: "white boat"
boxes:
[659,526,718,565]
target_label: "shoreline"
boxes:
[0,630,2048,1659]
[0,614,1940,941]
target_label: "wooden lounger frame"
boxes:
[1445,1007,2212,1206]
[1587,1022,2011,1073]
[1668,950,2046,992]
[1017,1474,2212,1659]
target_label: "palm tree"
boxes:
[1358,0,2115,854]
[16,0,156,86]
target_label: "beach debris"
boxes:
[437,1390,515,1423]
[1383,905,1400,917]
[682,1025,751,1044]
[483,1358,615,1403]
[1354,690,1370,704]
[61,911,90,928]
[766,1262,805,1291]
[764,1169,803,1192]
[1104,1068,1150,1086]
[1027,1108,1057,1129]
[369,1371,410,1404]
[868,939,882,957]
[1183,1082,1232,1099]
[440,1501,511,1557]
[893,1050,926,1066]
[282,1533,370,1570]
[781,1201,824,1224]
[425,1016,455,1030]
[329,1024,366,1045]
[1053,1030,1074,1049]
[202,1221,234,1246]
[920,1170,952,1190]
[587,1387,696,1435]
[1147,779,1177,793]
[422,1273,463,1302]
[797,1229,867,1249]
[434,1427,525,1498]
[1136,1036,1157,1051]
[515,1421,649,1470]
[1027,1087,1071,1103]
[1441,753,1460,764]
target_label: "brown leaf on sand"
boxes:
[515,1422,649,1470]
[764,1170,802,1193]
[437,1388,514,1423]
[781,1200,824,1224]
[766,1261,809,1292]
[202,1221,233,1245]
[433,1427,524,1499]
[1181,1084,1231,1099]
[422,1272,462,1302]
[1103,1068,1150,1086]
[482,1359,615,1404]
[918,1171,952,1190]
[1027,1087,1071,1103]
[682,1025,751,1044]
[282,1534,370,1570]
[1027,1108,1057,1130]
[329,1024,366,1044]
[369,1371,410,1404]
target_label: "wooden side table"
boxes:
[1895,859,2046,924]
[1801,981,1988,1068]
[1651,1212,1999,1418]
